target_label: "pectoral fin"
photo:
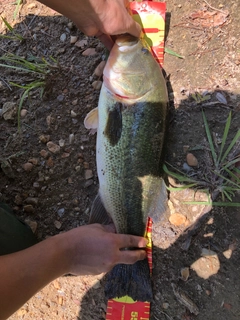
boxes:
[89,193,113,225]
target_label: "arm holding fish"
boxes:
[0,224,147,320]
[38,0,141,49]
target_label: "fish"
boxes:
[84,34,169,302]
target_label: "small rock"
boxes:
[75,39,88,48]
[61,152,70,158]
[20,109,27,118]
[59,139,65,147]
[27,2,37,9]
[169,213,187,226]
[24,204,34,213]
[14,194,23,205]
[92,80,102,90]
[28,158,39,165]
[60,33,67,42]
[84,169,93,180]
[40,149,49,158]
[94,61,106,77]
[82,48,97,56]
[182,162,192,172]
[191,249,220,279]
[2,102,17,120]
[162,302,169,309]
[33,182,40,189]
[47,141,60,154]
[84,179,93,188]
[186,153,198,167]
[22,162,33,172]
[72,99,78,106]
[25,197,38,206]
[69,133,75,144]
[70,35,78,44]
[67,22,74,29]
[57,208,65,217]
[25,219,38,233]
[181,267,190,281]
[54,220,62,229]
[57,95,64,102]
[39,134,50,144]
[71,110,77,117]
[216,92,227,105]
[46,157,54,167]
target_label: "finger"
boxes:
[118,248,147,264]
[117,234,147,249]
[96,32,114,51]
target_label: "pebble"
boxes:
[82,48,97,56]
[25,219,38,233]
[94,61,106,77]
[181,267,190,281]
[60,33,67,42]
[27,2,37,9]
[46,157,54,167]
[61,152,70,158]
[15,194,23,205]
[71,99,78,106]
[169,213,187,226]
[84,179,93,188]
[47,141,60,154]
[70,35,78,44]
[191,249,220,279]
[28,158,39,165]
[33,182,40,189]
[186,153,198,167]
[183,162,192,172]
[22,162,33,171]
[57,94,64,102]
[57,208,65,217]
[40,149,49,158]
[216,92,227,105]
[23,204,34,214]
[92,80,102,90]
[54,220,62,229]
[67,22,73,29]
[39,134,50,144]
[75,39,88,48]
[2,102,17,120]
[71,110,77,117]
[59,139,65,147]
[25,197,38,206]
[69,133,75,144]
[84,169,93,180]
[20,109,27,117]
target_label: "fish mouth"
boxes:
[115,34,139,52]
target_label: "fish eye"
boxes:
[141,47,149,55]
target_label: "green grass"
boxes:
[0,16,24,41]
[164,111,240,207]
[0,54,59,130]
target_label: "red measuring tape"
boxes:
[106,218,153,320]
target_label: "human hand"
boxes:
[61,224,147,275]
[39,0,141,50]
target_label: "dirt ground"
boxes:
[0,0,240,319]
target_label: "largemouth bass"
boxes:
[84,34,168,302]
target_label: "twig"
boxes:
[0,76,12,90]
[203,0,229,15]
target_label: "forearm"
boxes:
[0,234,69,320]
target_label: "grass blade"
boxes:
[202,111,218,167]
[217,112,231,165]
[221,129,240,164]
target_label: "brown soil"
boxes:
[0,0,240,319]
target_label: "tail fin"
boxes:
[105,259,153,302]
